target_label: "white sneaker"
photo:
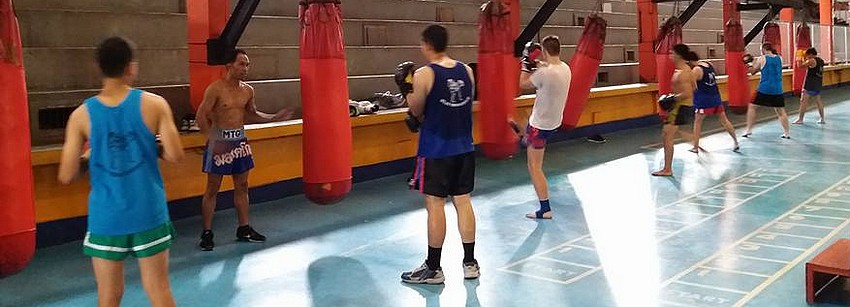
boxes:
[463,261,480,279]
[818,119,826,125]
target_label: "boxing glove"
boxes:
[395,61,416,96]
[742,54,754,66]
[404,110,421,133]
[521,42,542,73]
[658,93,679,112]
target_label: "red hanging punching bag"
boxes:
[0,0,36,278]
[477,0,518,160]
[561,15,607,131]
[725,19,750,114]
[299,0,352,205]
[655,17,682,95]
[763,22,782,54]
[792,23,812,95]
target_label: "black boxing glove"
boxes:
[404,110,421,133]
[742,54,754,66]
[658,93,679,112]
[521,42,542,73]
[395,61,416,96]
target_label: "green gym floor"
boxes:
[3,87,850,306]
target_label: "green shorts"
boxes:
[83,222,174,261]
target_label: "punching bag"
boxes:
[655,17,682,95]
[0,0,36,278]
[561,15,607,130]
[725,19,751,114]
[792,23,812,95]
[299,0,352,205]
[477,0,518,160]
[763,22,782,54]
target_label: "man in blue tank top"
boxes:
[793,48,826,125]
[398,25,479,284]
[745,43,791,139]
[58,37,184,307]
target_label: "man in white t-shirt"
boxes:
[519,35,572,219]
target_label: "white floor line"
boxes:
[672,281,749,295]
[741,241,807,251]
[773,222,835,230]
[757,231,822,240]
[788,213,848,220]
[696,265,772,278]
[725,254,790,264]
[536,257,598,269]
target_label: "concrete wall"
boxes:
[14,0,788,145]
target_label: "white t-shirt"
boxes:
[530,61,572,130]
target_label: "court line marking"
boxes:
[712,189,759,195]
[536,257,598,269]
[723,254,789,264]
[498,234,592,269]
[818,198,850,204]
[672,281,749,295]
[656,218,690,224]
[788,213,848,220]
[656,172,803,242]
[733,178,850,306]
[757,231,821,241]
[701,195,745,201]
[676,202,725,208]
[659,300,698,307]
[696,266,771,278]
[658,208,713,216]
[562,267,602,284]
[660,176,850,291]
[741,241,806,251]
[498,269,578,286]
[708,154,850,166]
[499,169,799,284]
[562,244,595,251]
[806,204,850,212]
[773,222,835,230]
[726,183,773,189]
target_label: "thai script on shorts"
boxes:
[213,142,252,167]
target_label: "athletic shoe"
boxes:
[463,260,480,279]
[401,262,445,284]
[199,230,215,251]
[236,225,267,243]
[586,135,607,144]
[780,134,791,139]
[741,132,752,138]
[818,119,826,125]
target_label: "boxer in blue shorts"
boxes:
[793,48,826,125]
[519,35,572,219]
[196,49,293,251]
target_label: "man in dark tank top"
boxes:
[793,48,826,125]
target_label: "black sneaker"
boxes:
[401,262,445,284]
[236,225,266,243]
[586,135,607,144]
[199,230,214,251]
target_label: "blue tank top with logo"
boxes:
[758,55,784,95]
[417,62,475,158]
[85,89,169,236]
[693,63,722,109]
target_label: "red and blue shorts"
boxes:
[202,128,255,175]
[695,105,725,116]
[523,125,558,149]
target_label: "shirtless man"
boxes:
[195,49,293,251]
[653,44,696,177]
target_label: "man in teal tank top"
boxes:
[58,37,184,307]
[745,43,791,139]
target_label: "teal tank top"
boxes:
[85,89,169,236]
[758,55,784,95]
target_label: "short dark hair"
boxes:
[762,43,777,54]
[96,37,135,78]
[541,35,560,55]
[806,48,818,56]
[672,44,699,61]
[227,49,249,64]
[421,25,448,53]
